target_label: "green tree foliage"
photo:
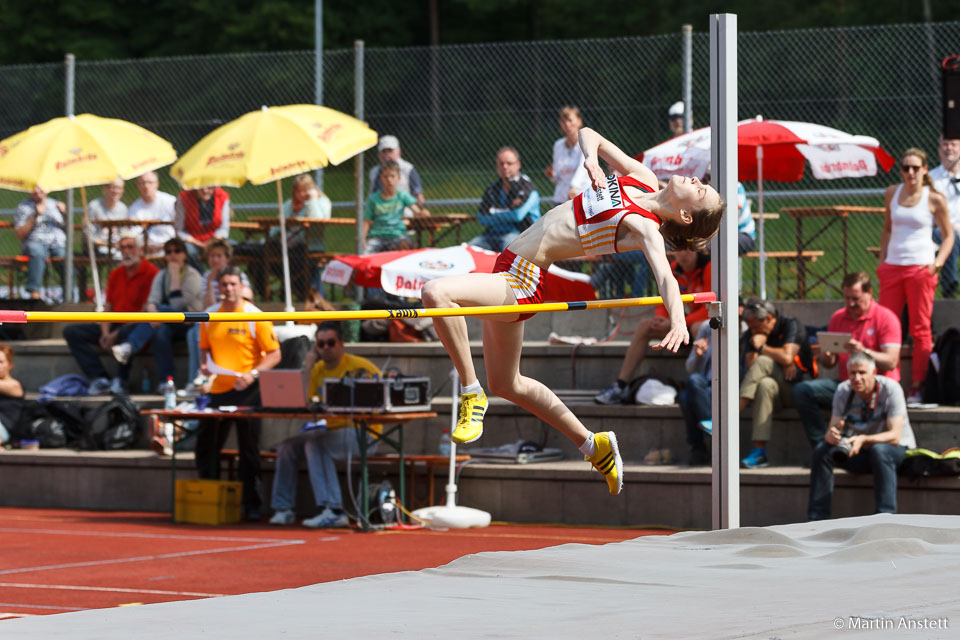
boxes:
[0,0,941,64]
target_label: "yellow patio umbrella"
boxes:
[170,104,378,312]
[0,114,177,308]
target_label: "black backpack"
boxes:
[923,327,960,405]
[15,402,71,448]
[78,395,143,451]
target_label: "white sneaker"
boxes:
[112,342,133,365]
[88,377,112,395]
[302,508,350,529]
[269,509,295,525]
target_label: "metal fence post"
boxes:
[314,0,324,192]
[354,40,365,297]
[64,53,75,303]
[710,13,740,531]
[682,24,693,133]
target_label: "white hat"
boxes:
[378,135,400,151]
[668,101,685,117]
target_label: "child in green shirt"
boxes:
[363,161,429,253]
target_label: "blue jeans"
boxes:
[124,304,190,383]
[63,322,139,381]
[933,226,959,298]
[808,441,906,520]
[468,229,520,253]
[270,428,377,511]
[791,378,838,447]
[677,373,711,452]
[23,239,65,293]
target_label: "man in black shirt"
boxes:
[738,298,816,468]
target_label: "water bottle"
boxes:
[141,369,152,394]
[438,428,452,457]
[162,377,177,410]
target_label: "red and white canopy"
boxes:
[321,244,596,301]
[640,117,896,183]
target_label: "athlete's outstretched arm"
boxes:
[578,128,645,188]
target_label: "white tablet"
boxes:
[816,331,852,354]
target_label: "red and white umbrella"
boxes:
[321,243,596,302]
[640,116,896,297]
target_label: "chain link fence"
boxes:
[0,21,958,304]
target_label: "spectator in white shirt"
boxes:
[128,171,177,257]
[544,105,590,206]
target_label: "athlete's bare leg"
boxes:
[482,318,591,446]
[421,272,520,387]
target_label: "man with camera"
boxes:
[807,351,916,521]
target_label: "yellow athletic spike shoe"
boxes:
[586,431,623,495]
[451,389,488,444]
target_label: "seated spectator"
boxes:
[676,299,747,466]
[469,147,541,252]
[14,185,66,300]
[595,249,711,404]
[110,237,203,390]
[369,135,425,207]
[128,171,177,256]
[269,321,381,529]
[929,135,960,298]
[735,182,756,255]
[363,161,429,254]
[738,298,816,469]
[183,238,254,393]
[0,342,24,446]
[677,322,713,466]
[63,234,159,394]
[791,272,901,448]
[86,179,128,258]
[808,351,916,520]
[174,186,231,271]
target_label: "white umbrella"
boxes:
[641,116,896,298]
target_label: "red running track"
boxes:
[0,507,675,621]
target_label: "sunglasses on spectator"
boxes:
[164,247,184,254]
[901,164,923,173]
[316,338,339,348]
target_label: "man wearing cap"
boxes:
[369,135,425,207]
[668,101,686,138]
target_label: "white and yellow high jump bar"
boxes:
[0,292,716,324]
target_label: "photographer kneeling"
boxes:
[808,351,915,520]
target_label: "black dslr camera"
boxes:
[831,416,858,463]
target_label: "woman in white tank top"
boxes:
[878,147,953,403]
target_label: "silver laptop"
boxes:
[258,369,308,409]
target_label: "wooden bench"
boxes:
[867,246,881,258]
[219,449,469,511]
[744,250,825,299]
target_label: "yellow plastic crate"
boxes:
[174,479,243,525]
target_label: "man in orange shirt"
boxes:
[63,233,159,395]
[595,249,711,404]
[195,265,281,521]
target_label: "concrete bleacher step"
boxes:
[2,449,958,530]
